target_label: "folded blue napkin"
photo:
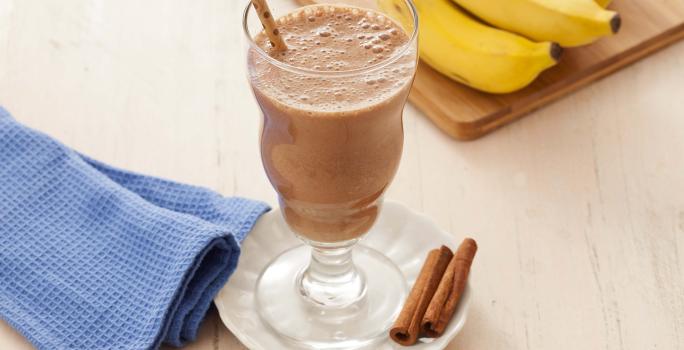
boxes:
[0,107,269,349]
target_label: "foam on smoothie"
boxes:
[250,5,415,112]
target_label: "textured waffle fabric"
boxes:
[0,107,269,349]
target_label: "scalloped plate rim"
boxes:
[215,200,471,349]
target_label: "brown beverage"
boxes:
[248,5,416,243]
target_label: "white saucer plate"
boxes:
[215,201,471,349]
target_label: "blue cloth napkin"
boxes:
[0,107,270,349]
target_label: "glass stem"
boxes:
[298,240,367,308]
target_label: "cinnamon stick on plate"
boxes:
[390,246,453,346]
[421,238,478,337]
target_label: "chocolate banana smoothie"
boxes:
[248,5,416,243]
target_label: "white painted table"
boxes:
[1,1,683,349]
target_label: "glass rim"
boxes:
[242,0,419,77]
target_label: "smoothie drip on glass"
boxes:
[249,5,415,243]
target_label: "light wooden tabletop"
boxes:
[1,1,683,349]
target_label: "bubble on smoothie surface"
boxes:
[249,5,416,111]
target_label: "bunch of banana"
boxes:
[379,0,620,93]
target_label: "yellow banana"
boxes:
[451,0,621,47]
[379,0,561,93]
[596,0,612,8]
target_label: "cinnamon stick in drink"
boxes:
[390,246,453,346]
[421,238,478,337]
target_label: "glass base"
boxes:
[255,244,408,349]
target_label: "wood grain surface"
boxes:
[410,0,684,140]
[1,1,684,349]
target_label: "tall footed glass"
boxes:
[244,0,418,347]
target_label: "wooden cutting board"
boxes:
[410,0,684,140]
[294,0,684,139]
